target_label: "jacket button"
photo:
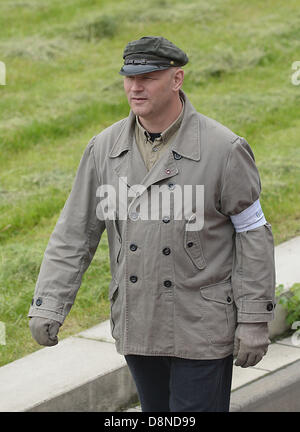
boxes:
[266,302,273,311]
[226,296,232,303]
[130,275,138,283]
[173,152,182,160]
[187,242,194,247]
[168,183,175,190]
[162,216,170,223]
[162,247,171,255]
[130,243,138,251]
[165,168,171,175]
[36,298,43,306]
[131,212,139,220]
[163,280,172,288]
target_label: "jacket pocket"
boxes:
[184,228,207,270]
[109,279,121,340]
[199,280,236,345]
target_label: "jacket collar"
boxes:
[169,90,202,161]
[108,90,202,162]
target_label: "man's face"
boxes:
[123,69,180,122]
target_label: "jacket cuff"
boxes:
[28,296,66,324]
[237,299,275,323]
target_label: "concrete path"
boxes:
[0,236,299,412]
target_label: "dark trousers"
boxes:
[125,354,233,412]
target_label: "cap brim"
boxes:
[119,64,170,76]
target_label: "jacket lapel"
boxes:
[109,90,203,194]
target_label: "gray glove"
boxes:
[233,322,270,368]
[29,317,61,346]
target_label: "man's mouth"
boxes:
[131,97,147,102]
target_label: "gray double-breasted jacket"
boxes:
[28,91,276,359]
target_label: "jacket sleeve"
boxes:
[221,136,276,323]
[28,137,106,324]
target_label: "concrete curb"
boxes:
[0,322,138,412]
[29,363,138,412]
[0,236,299,412]
[230,358,300,412]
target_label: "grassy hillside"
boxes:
[0,0,299,366]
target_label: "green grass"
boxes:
[0,0,300,366]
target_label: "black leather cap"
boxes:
[120,36,188,76]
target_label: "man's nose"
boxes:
[131,78,143,91]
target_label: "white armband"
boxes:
[230,199,266,232]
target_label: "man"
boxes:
[28,36,276,412]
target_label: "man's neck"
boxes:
[138,95,183,133]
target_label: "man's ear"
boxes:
[172,68,184,92]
